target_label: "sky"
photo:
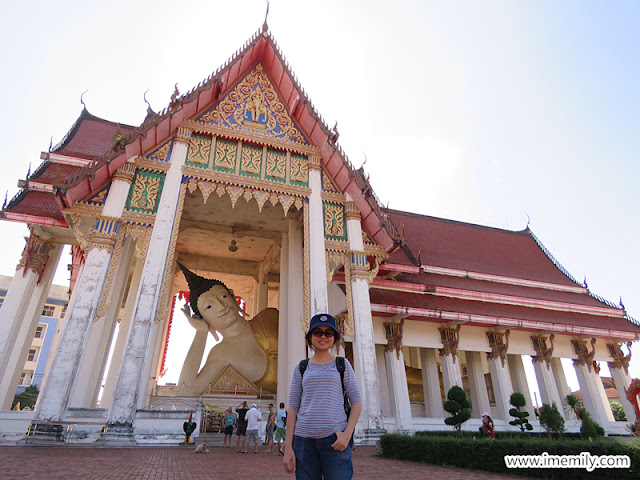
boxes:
[1,1,639,397]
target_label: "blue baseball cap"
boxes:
[307,313,339,335]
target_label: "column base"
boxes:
[101,424,136,444]
[24,422,65,445]
[357,428,388,446]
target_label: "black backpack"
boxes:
[298,356,353,446]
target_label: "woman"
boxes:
[283,314,362,479]
[479,412,495,439]
[223,407,235,448]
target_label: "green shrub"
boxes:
[443,386,471,437]
[509,392,533,432]
[611,401,627,421]
[379,433,640,480]
[538,403,565,436]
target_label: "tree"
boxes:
[12,385,39,410]
[538,403,565,437]
[610,401,627,422]
[563,394,604,439]
[508,392,533,432]
[443,386,472,437]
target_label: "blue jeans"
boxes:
[293,434,353,480]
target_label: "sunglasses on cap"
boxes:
[311,329,336,338]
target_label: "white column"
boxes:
[108,129,191,426]
[532,357,565,418]
[70,237,135,408]
[508,354,536,418]
[0,237,62,410]
[276,231,289,407]
[345,200,384,431]
[34,162,136,421]
[420,348,444,418]
[487,356,514,422]
[607,343,636,422]
[571,338,614,425]
[384,347,413,431]
[375,345,391,417]
[438,325,463,394]
[307,156,328,314]
[466,351,490,418]
[551,358,571,399]
[100,257,144,409]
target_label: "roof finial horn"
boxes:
[143,89,154,115]
[80,90,89,112]
[263,0,269,32]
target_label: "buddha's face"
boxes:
[197,284,242,330]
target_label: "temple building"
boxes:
[0,25,639,444]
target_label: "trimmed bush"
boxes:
[539,403,565,436]
[509,392,533,432]
[379,433,640,480]
[443,386,472,437]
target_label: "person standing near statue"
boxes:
[223,407,235,448]
[235,401,249,452]
[275,402,287,455]
[266,403,276,452]
[244,403,262,454]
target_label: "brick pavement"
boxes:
[0,445,530,480]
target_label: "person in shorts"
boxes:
[223,407,235,448]
[266,403,276,452]
[275,402,287,455]
[235,401,249,452]
[244,403,261,453]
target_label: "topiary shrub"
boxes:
[508,392,533,432]
[538,402,565,437]
[443,385,472,437]
[610,401,627,421]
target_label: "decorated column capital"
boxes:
[88,216,122,253]
[607,342,632,374]
[112,162,137,184]
[531,334,555,369]
[486,330,510,367]
[344,201,361,221]
[571,338,597,372]
[383,319,404,360]
[17,233,56,283]
[307,155,322,171]
[438,324,461,363]
[174,125,193,145]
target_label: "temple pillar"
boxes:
[70,237,136,408]
[508,354,536,418]
[420,348,444,418]
[607,342,636,422]
[99,256,144,409]
[307,156,328,314]
[344,201,384,431]
[486,330,514,422]
[465,351,491,418]
[571,338,614,425]
[0,234,62,410]
[530,335,564,417]
[438,325,463,393]
[276,231,290,407]
[383,319,413,431]
[375,345,391,417]
[107,128,191,427]
[34,162,135,421]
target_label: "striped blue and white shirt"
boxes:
[288,358,361,439]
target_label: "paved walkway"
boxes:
[0,445,529,480]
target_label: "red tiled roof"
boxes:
[52,109,135,160]
[31,163,83,184]
[387,210,580,287]
[5,191,64,221]
[368,288,639,334]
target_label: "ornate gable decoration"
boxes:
[207,363,261,395]
[196,64,309,146]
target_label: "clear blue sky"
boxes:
[1,1,638,388]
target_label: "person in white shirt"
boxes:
[244,404,262,453]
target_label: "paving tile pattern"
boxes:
[0,445,531,479]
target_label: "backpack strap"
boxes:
[336,356,346,393]
[299,359,309,378]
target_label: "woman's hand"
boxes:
[283,447,296,474]
[331,431,350,451]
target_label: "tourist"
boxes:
[283,313,362,479]
[223,407,235,448]
[235,401,249,452]
[266,403,276,452]
[479,412,495,439]
[275,402,287,455]
[244,403,261,454]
